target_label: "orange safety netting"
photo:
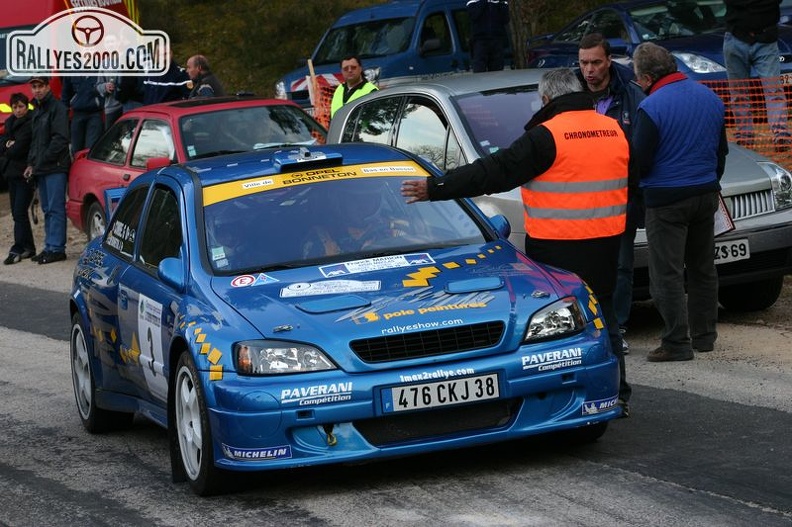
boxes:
[312,83,337,130]
[702,76,792,166]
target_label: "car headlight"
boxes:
[235,340,336,375]
[524,297,585,342]
[672,52,726,74]
[758,161,792,210]
[274,80,286,100]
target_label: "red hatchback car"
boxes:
[67,96,327,239]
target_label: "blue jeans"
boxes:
[7,177,36,255]
[70,111,104,154]
[645,192,719,353]
[36,172,68,254]
[723,32,790,144]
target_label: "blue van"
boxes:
[275,0,478,107]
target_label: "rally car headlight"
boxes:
[672,52,726,74]
[524,297,585,342]
[235,341,336,375]
[758,161,792,210]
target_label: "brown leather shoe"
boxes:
[647,346,694,362]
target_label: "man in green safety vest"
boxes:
[330,55,378,118]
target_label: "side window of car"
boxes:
[554,16,593,43]
[421,12,452,55]
[90,119,139,165]
[138,186,182,271]
[130,120,175,168]
[342,97,402,144]
[588,10,628,41]
[105,185,149,260]
[394,97,450,170]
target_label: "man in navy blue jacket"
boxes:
[577,33,646,354]
[60,75,103,154]
[631,42,728,362]
[467,0,510,72]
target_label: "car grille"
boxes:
[349,321,505,363]
[727,190,774,220]
[354,398,520,446]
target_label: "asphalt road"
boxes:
[0,276,790,526]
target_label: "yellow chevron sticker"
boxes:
[593,317,605,329]
[200,342,210,355]
[208,348,222,365]
[478,254,486,259]
[196,332,206,343]
[121,332,141,365]
[443,262,460,269]
[589,299,598,315]
[487,249,495,253]
[110,327,117,342]
[209,365,223,381]
[465,259,477,265]
[403,266,441,287]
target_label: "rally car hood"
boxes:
[211,243,581,369]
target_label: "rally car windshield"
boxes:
[204,175,488,274]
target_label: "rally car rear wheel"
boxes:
[173,352,224,496]
[70,312,133,433]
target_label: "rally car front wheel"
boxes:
[172,351,225,496]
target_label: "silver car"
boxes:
[327,70,792,311]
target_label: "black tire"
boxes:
[563,421,609,445]
[171,352,225,496]
[70,312,133,433]
[85,201,106,241]
[718,277,784,312]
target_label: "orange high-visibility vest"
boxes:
[520,110,628,240]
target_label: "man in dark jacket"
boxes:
[24,76,71,265]
[401,68,632,416]
[143,52,191,104]
[467,0,510,72]
[577,33,646,353]
[0,93,36,264]
[60,75,103,154]
[632,42,728,361]
[723,0,790,150]
[186,55,225,99]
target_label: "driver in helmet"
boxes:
[301,180,410,258]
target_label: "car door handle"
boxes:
[123,173,131,181]
[119,289,128,310]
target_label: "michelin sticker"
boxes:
[521,347,583,372]
[222,444,292,461]
[582,396,619,415]
[280,280,381,298]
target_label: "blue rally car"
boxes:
[69,143,622,496]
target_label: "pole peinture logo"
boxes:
[6,7,169,76]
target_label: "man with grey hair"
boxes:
[401,67,632,415]
[631,42,728,362]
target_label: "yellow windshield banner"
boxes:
[202,161,429,206]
